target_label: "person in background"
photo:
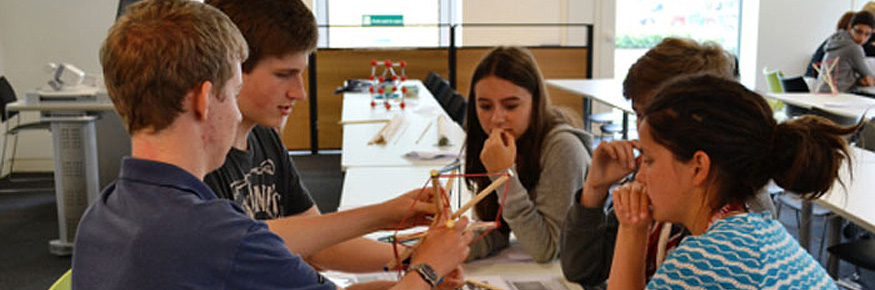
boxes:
[806,11,855,78]
[73,1,472,289]
[860,2,875,56]
[464,46,594,263]
[607,74,844,290]
[560,37,775,290]
[819,11,875,92]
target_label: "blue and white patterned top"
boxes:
[647,212,837,290]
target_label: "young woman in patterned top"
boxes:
[608,74,849,290]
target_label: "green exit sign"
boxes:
[363,15,404,26]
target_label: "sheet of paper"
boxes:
[465,274,571,290]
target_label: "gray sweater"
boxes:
[819,30,875,93]
[468,124,593,263]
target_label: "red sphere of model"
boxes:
[401,76,407,81]
[384,60,392,67]
[401,87,408,93]
[384,102,391,109]
[378,87,384,94]
[400,102,406,109]
[371,60,378,66]
[370,101,376,107]
[399,61,407,67]
[379,76,385,83]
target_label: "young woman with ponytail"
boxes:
[561,37,775,289]
[608,74,849,289]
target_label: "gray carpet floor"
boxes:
[1,153,873,289]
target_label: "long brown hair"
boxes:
[643,74,858,212]
[464,46,578,223]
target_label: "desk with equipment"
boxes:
[7,88,130,255]
[340,80,465,170]
[545,79,634,139]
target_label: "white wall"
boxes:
[461,1,593,47]
[0,1,116,172]
[748,0,855,91]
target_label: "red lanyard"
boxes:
[706,202,745,230]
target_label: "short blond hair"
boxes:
[101,0,248,134]
[863,1,875,16]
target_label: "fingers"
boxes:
[612,182,651,228]
[631,183,649,221]
[499,130,514,147]
[597,140,640,170]
[439,267,465,289]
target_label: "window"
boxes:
[614,0,741,78]
[314,0,453,48]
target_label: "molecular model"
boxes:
[368,59,409,110]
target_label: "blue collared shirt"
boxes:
[72,157,335,290]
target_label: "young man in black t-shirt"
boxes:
[203,0,470,284]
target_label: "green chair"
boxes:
[762,68,789,121]
[763,67,784,93]
[48,269,71,290]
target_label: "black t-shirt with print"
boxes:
[205,125,314,219]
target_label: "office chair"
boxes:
[828,239,875,290]
[424,71,444,96]
[763,68,784,93]
[432,80,452,107]
[1,76,53,180]
[773,193,832,262]
[444,92,467,125]
[588,111,623,141]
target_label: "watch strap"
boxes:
[408,263,439,287]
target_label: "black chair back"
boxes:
[424,71,443,94]
[1,76,19,122]
[432,80,451,106]
[446,92,467,125]
[780,76,810,93]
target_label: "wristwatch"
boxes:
[408,263,439,287]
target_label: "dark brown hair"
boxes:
[643,74,858,211]
[623,37,735,112]
[101,0,248,134]
[207,0,318,73]
[838,11,855,30]
[464,46,579,223]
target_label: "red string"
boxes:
[389,171,512,274]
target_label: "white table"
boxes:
[816,147,875,276]
[7,95,130,255]
[765,92,875,119]
[546,79,634,139]
[341,80,465,170]
[339,166,469,210]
